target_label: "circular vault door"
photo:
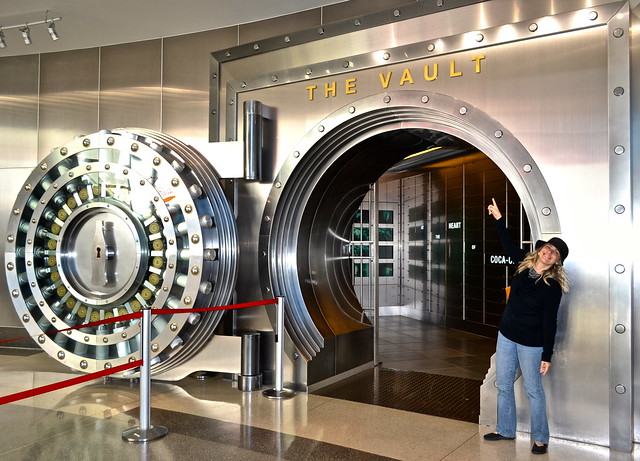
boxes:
[5,129,238,375]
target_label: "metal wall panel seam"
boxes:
[607,2,633,453]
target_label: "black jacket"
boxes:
[495,217,562,362]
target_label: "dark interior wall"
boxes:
[403,154,530,338]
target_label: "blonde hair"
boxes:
[515,250,570,293]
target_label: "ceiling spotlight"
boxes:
[20,26,31,45]
[0,30,6,49]
[47,22,59,41]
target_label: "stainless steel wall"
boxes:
[211,0,634,450]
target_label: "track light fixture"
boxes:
[0,11,61,49]
[47,22,59,41]
[20,27,31,45]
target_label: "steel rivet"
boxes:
[11,289,19,298]
[523,164,533,173]
[7,234,14,243]
[107,137,115,146]
[271,75,278,82]
[615,384,626,394]
[275,182,282,188]
[588,11,598,21]
[104,363,112,369]
[80,360,88,369]
[436,0,443,6]
[170,322,178,332]
[293,151,300,158]
[191,234,200,244]
[121,332,127,338]
[317,27,325,35]
[185,204,193,213]
[459,107,468,115]
[253,43,259,50]
[348,106,356,114]
[40,163,48,171]
[284,36,291,43]
[191,266,200,275]
[383,95,391,103]
[494,130,503,138]
[614,145,625,155]
[171,178,179,187]
[393,9,401,17]
[151,343,159,352]
[427,43,435,52]
[614,204,625,214]
[6,262,13,271]
[529,23,538,32]
[240,82,247,88]
[541,207,551,216]
[305,68,312,75]
[354,19,361,26]
[318,125,325,132]
[57,351,65,359]
[421,96,430,104]
[184,296,192,305]
[383,52,391,60]
[86,165,92,171]
[343,61,350,68]
[38,335,46,344]
[82,138,90,147]
[103,337,109,343]
[153,157,161,166]
[60,147,68,155]
[613,28,624,38]
[614,324,626,334]
[22,314,30,322]
[613,87,624,96]
[476,33,484,42]
[615,264,625,274]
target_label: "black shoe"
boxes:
[531,443,548,454]
[483,432,515,441]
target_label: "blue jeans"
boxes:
[495,332,549,444]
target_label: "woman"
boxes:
[484,198,569,455]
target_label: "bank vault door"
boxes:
[5,129,238,375]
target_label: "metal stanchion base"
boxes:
[262,388,296,399]
[122,425,169,442]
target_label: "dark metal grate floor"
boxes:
[313,367,481,423]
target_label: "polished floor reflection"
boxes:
[0,322,637,460]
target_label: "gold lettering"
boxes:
[450,60,462,77]
[379,72,392,89]
[471,55,485,73]
[399,68,414,86]
[306,85,317,101]
[345,78,357,95]
[325,82,337,98]
[424,63,438,81]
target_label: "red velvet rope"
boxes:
[0,298,278,344]
[0,360,142,406]
[0,298,279,406]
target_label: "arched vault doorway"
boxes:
[260,91,560,377]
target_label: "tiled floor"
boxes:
[377,316,496,380]
[0,319,637,460]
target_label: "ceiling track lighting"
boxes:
[0,11,61,49]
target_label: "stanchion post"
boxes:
[123,307,168,442]
[263,296,295,399]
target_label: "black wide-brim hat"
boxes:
[535,237,569,264]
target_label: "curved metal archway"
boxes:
[260,90,560,360]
